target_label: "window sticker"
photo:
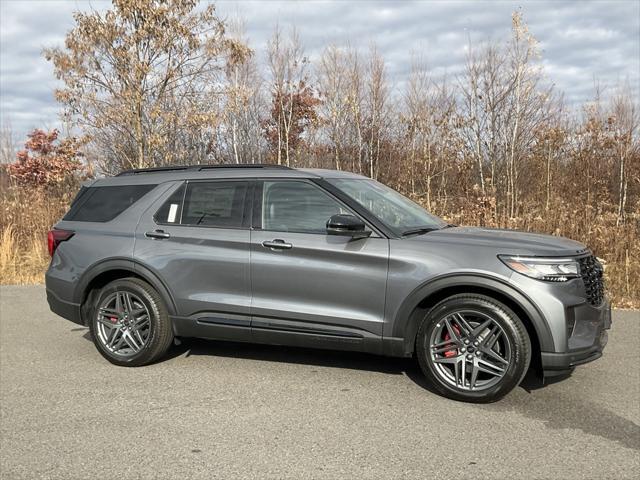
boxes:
[167,203,178,223]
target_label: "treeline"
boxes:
[3,0,639,305]
[38,2,637,222]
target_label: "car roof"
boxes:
[88,165,368,187]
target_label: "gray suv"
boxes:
[45,165,611,402]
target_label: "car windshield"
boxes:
[327,178,447,236]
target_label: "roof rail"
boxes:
[116,163,292,176]
[116,166,191,176]
[197,164,291,171]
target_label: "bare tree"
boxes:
[346,47,366,174]
[318,44,349,170]
[45,0,250,173]
[403,55,435,197]
[459,41,512,198]
[459,12,553,218]
[315,43,368,172]
[363,44,389,179]
[266,26,313,166]
[610,83,639,225]
[0,121,16,165]
[219,18,266,164]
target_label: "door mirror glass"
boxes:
[326,214,371,239]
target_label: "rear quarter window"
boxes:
[64,184,156,222]
[154,183,185,224]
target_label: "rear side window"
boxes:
[64,184,156,222]
[155,181,248,228]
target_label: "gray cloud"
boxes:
[1,0,638,142]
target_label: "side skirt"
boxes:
[170,314,385,355]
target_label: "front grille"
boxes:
[578,255,605,306]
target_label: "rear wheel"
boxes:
[89,278,173,366]
[416,294,531,403]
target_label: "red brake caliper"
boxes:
[443,325,462,358]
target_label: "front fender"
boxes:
[388,273,554,356]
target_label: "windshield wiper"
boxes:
[401,223,457,237]
[401,226,439,237]
[196,212,220,225]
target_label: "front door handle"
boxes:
[262,239,292,250]
[145,230,170,239]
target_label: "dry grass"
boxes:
[0,187,70,285]
[1,185,638,308]
[0,224,49,284]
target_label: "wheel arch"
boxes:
[392,274,553,364]
[74,258,177,326]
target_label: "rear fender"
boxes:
[73,258,178,321]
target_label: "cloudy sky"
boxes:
[1,0,638,142]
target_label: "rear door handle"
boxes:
[262,239,292,250]
[145,230,170,239]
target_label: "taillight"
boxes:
[47,229,74,257]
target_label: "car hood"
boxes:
[413,226,588,256]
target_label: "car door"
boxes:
[250,179,389,353]
[135,179,252,340]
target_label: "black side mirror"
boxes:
[326,214,372,239]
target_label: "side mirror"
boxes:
[326,214,372,240]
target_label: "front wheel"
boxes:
[416,294,531,403]
[89,278,174,367]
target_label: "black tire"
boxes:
[416,294,531,403]
[89,278,174,367]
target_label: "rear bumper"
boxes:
[541,300,611,376]
[46,288,83,325]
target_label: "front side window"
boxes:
[261,181,349,234]
[327,178,446,235]
[155,181,248,228]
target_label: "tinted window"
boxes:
[64,184,156,222]
[69,186,89,207]
[261,181,348,234]
[154,184,185,225]
[181,181,248,228]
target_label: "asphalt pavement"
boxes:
[0,285,638,479]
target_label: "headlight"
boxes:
[499,255,580,282]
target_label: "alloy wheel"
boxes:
[95,291,151,357]
[428,310,513,391]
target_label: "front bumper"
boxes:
[540,299,611,376]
